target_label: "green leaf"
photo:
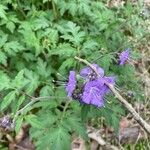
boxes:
[33,17,49,30]
[25,114,43,129]
[59,21,85,46]
[1,90,16,111]
[50,127,71,150]
[4,41,24,55]
[33,101,57,110]
[19,22,41,56]
[36,58,51,78]
[15,116,24,133]
[67,1,77,16]
[40,85,54,96]
[99,54,113,72]
[24,70,40,94]
[100,107,120,133]
[14,95,26,113]
[0,4,7,19]
[0,71,10,91]
[64,116,88,140]
[6,21,15,33]
[0,33,8,47]
[47,29,59,46]
[50,43,76,57]
[81,105,90,121]
[59,58,76,72]
[0,51,7,65]
[11,70,26,88]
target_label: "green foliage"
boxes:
[0,0,147,149]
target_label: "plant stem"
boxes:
[60,100,72,122]
[12,96,67,125]
[52,0,57,20]
[75,56,150,135]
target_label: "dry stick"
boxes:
[74,56,150,135]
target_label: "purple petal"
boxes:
[104,76,115,86]
[84,79,104,91]
[119,49,130,65]
[92,64,105,77]
[80,67,91,77]
[90,88,104,107]
[102,76,116,94]
[66,71,76,97]
[82,90,91,104]
[82,81,105,107]
[80,64,104,78]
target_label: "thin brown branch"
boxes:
[75,56,150,135]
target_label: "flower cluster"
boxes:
[65,65,115,107]
[65,50,130,107]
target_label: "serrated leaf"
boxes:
[0,4,7,19]
[19,22,41,56]
[67,1,77,16]
[100,54,113,72]
[24,70,40,94]
[100,107,120,133]
[81,105,90,121]
[25,114,43,129]
[0,71,10,91]
[6,21,15,33]
[33,17,49,30]
[50,43,76,57]
[14,95,26,113]
[36,58,51,78]
[11,70,27,88]
[4,41,24,55]
[1,90,16,111]
[50,127,71,150]
[40,85,54,96]
[59,21,85,46]
[0,33,8,47]
[15,116,24,133]
[59,58,76,72]
[0,51,7,65]
[65,116,88,140]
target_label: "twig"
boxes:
[75,56,150,135]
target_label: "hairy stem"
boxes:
[75,56,150,135]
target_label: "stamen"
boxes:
[52,79,66,84]
[57,73,67,80]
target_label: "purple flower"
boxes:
[66,71,76,97]
[81,76,115,107]
[119,49,130,65]
[80,64,104,80]
[82,81,104,107]
[82,79,105,107]
[65,64,116,108]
